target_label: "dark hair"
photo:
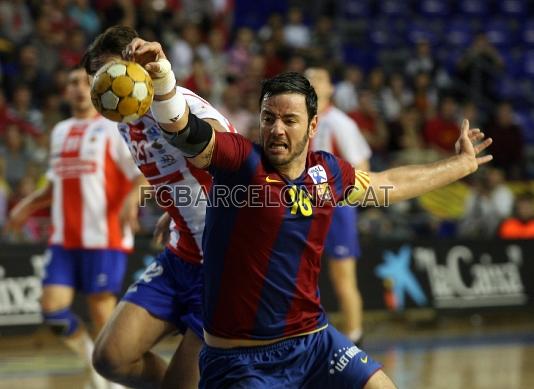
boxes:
[259,72,317,123]
[81,25,139,75]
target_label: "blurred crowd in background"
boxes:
[1,0,534,243]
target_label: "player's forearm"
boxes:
[9,183,52,224]
[368,154,477,205]
[128,175,148,205]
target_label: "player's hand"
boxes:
[454,119,493,172]
[6,207,27,232]
[153,212,171,247]
[120,199,140,233]
[123,38,169,78]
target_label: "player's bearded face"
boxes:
[260,93,312,167]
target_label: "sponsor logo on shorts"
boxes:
[329,345,362,375]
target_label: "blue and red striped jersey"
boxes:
[203,132,361,340]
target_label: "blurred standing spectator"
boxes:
[0,0,34,45]
[217,83,255,139]
[170,22,205,81]
[457,33,504,106]
[183,57,213,99]
[405,40,450,89]
[29,14,61,75]
[348,90,389,166]
[59,28,87,69]
[0,124,31,188]
[9,84,44,132]
[412,72,438,119]
[5,44,51,106]
[283,7,311,49]
[68,0,102,39]
[309,16,342,64]
[258,13,284,42]
[1,86,40,136]
[261,40,286,78]
[423,96,460,153]
[458,168,514,237]
[485,102,524,179]
[227,27,257,77]
[334,65,362,113]
[499,194,534,239]
[388,105,440,165]
[381,73,414,122]
[198,28,229,104]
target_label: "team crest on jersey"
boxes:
[308,165,327,184]
[308,165,332,201]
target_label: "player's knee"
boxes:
[92,337,122,379]
[42,308,80,337]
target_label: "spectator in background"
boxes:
[381,73,414,122]
[388,105,440,165]
[285,53,307,73]
[198,28,229,104]
[68,0,102,39]
[59,28,87,69]
[217,83,254,138]
[283,7,311,49]
[258,13,284,42]
[458,168,514,238]
[227,26,257,77]
[405,39,450,89]
[1,124,30,188]
[170,22,204,81]
[334,65,362,113]
[309,15,342,65]
[5,44,51,105]
[499,194,534,239]
[0,0,34,45]
[349,89,389,167]
[457,33,504,106]
[486,101,524,179]
[183,57,213,99]
[9,84,44,132]
[413,71,438,119]
[261,39,286,78]
[424,96,460,153]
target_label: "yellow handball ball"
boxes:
[91,60,154,123]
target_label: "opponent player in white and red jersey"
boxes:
[9,66,144,389]
[81,26,236,389]
[306,67,371,346]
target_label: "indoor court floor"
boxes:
[1,310,533,389]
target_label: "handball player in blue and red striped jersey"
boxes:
[128,37,493,388]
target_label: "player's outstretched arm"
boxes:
[364,119,492,206]
[7,181,53,231]
[123,38,216,169]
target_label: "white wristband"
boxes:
[151,91,187,124]
[152,59,176,95]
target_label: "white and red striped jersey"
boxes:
[47,115,141,250]
[117,87,236,264]
[311,105,371,166]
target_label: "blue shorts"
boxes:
[43,245,127,294]
[199,325,381,389]
[324,206,361,259]
[122,248,203,339]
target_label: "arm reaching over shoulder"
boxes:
[124,37,217,169]
[347,120,492,206]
